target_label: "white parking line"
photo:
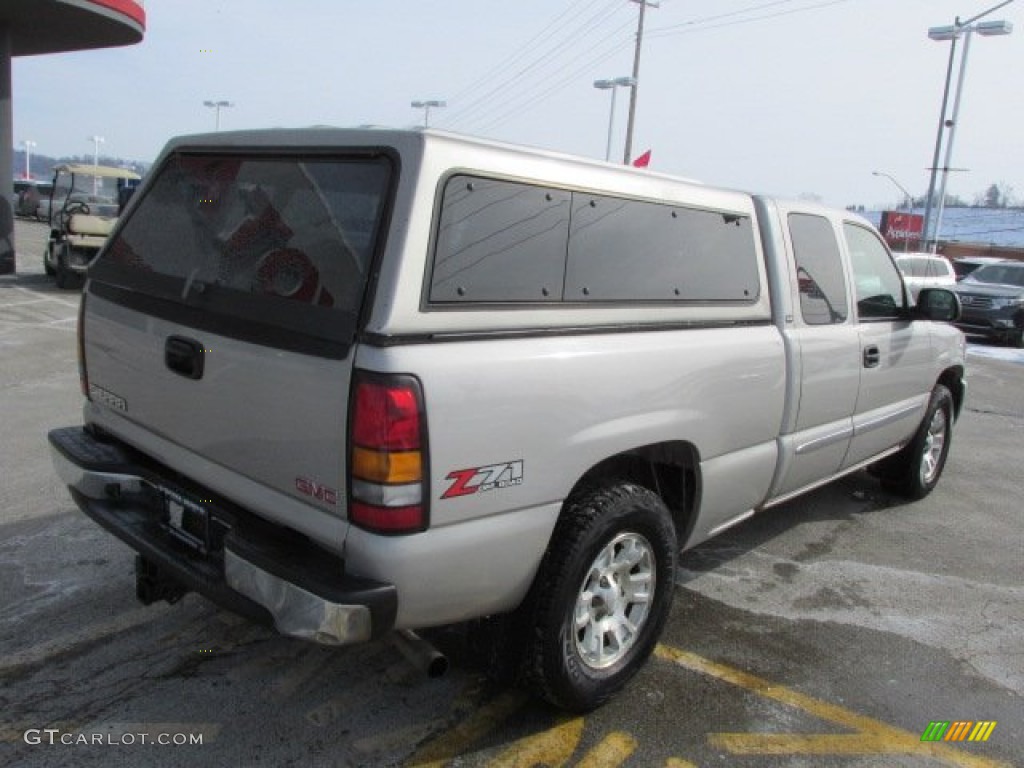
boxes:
[0,298,48,308]
[0,318,76,336]
[9,285,81,309]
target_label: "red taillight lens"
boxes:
[349,373,427,534]
[352,381,421,450]
[349,502,424,533]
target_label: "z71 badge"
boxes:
[442,460,523,500]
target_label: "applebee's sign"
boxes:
[879,211,924,246]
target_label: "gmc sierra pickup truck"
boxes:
[50,128,966,711]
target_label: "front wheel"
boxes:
[521,483,677,711]
[43,242,56,276]
[55,244,73,289]
[879,384,954,500]
[54,244,83,290]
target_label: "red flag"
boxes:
[632,150,651,168]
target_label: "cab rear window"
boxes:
[91,152,394,357]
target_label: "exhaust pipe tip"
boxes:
[392,629,449,678]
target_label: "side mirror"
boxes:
[915,288,960,322]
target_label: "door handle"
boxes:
[165,336,205,380]
[863,345,880,368]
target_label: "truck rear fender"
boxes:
[566,441,701,548]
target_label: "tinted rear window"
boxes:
[92,153,393,356]
[968,264,1024,287]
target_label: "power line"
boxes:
[439,0,628,128]
[469,31,635,135]
[647,0,803,34]
[443,0,597,107]
[646,0,856,39]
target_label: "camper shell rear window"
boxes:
[91,151,394,357]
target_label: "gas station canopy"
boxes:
[2,0,145,56]
[1,0,146,276]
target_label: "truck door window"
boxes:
[788,213,848,325]
[843,223,905,320]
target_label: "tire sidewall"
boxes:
[912,385,954,496]
[55,244,70,288]
[541,487,676,710]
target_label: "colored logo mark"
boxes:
[921,720,997,742]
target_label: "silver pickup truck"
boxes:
[49,128,966,711]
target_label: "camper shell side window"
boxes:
[427,174,760,307]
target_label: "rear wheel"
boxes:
[521,483,676,711]
[879,384,954,500]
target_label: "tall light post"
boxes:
[594,77,636,161]
[872,171,915,251]
[203,100,233,131]
[922,1,1014,252]
[623,0,658,165]
[22,139,35,179]
[411,100,445,128]
[88,135,104,194]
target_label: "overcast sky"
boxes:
[11,0,1023,208]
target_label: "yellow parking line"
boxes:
[486,717,584,768]
[655,644,1011,768]
[406,689,530,767]
[271,648,330,699]
[0,607,155,673]
[576,731,637,768]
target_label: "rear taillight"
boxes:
[349,372,428,534]
[78,292,89,398]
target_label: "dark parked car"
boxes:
[951,256,1005,281]
[953,261,1024,346]
[12,179,54,218]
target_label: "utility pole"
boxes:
[623,0,658,165]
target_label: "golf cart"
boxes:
[44,163,141,288]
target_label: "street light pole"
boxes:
[594,77,636,161]
[872,171,914,251]
[411,100,446,128]
[88,135,104,194]
[921,34,959,250]
[623,0,658,165]
[922,0,1015,251]
[203,100,233,130]
[931,25,975,254]
[22,139,35,179]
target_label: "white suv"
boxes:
[894,253,956,301]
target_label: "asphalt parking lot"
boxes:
[1,218,1021,767]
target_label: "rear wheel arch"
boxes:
[567,441,701,548]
